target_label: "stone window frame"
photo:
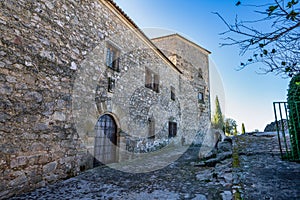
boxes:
[145,67,159,93]
[198,92,204,103]
[168,121,177,138]
[108,77,115,93]
[106,42,120,72]
[171,86,175,101]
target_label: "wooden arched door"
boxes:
[94,114,117,166]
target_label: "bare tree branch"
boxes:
[214,0,300,77]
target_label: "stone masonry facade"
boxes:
[0,0,210,198]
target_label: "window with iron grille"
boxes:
[168,121,177,138]
[198,92,204,103]
[145,67,159,93]
[198,68,203,79]
[106,45,120,72]
[108,77,115,93]
[148,117,155,139]
[171,86,175,101]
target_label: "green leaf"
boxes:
[240,62,245,66]
[287,10,299,20]
[259,43,264,48]
[287,0,299,8]
[271,49,276,53]
[263,49,268,55]
[248,58,253,62]
[236,1,241,6]
[281,61,286,66]
[285,67,291,72]
[267,5,278,15]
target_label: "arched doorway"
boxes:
[94,114,117,166]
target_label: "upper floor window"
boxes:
[106,44,120,72]
[198,68,203,79]
[168,121,177,138]
[198,92,204,103]
[108,77,115,93]
[171,86,175,101]
[145,67,159,93]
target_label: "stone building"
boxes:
[0,0,210,198]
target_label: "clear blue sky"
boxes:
[114,0,290,132]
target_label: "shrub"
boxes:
[287,73,300,160]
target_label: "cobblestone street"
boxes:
[9,145,232,200]
[9,133,300,200]
[233,133,300,199]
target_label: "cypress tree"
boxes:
[241,123,246,134]
[212,96,224,130]
[233,125,238,136]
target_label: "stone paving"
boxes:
[9,144,232,200]
[232,132,300,200]
[8,133,300,200]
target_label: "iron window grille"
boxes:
[106,45,120,72]
[171,86,175,101]
[145,67,159,93]
[168,121,177,138]
[148,118,155,139]
[198,92,204,103]
[108,77,115,93]
[198,68,203,79]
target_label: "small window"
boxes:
[145,67,159,93]
[108,77,115,93]
[198,68,203,79]
[148,117,155,139]
[198,92,204,103]
[106,45,120,72]
[171,86,175,101]
[168,121,177,138]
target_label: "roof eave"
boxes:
[104,0,183,74]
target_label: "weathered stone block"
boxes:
[27,155,40,165]
[0,113,11,122]
[23,74,36,85]
[53,111,66,121]
[23,91,43,103]
[30,142,47,152]
[0,83,13,95]
[9,171,28,187]
[33,123,49,131]
[38,154,50,165]
[43,161,57,174]
[5,75,17,83]
[217,140,232,153]
[10,156,27,168]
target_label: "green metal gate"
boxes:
[273,101,300,161]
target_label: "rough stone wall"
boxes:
[152,35,211,143]
[0,0,101,197]
[0,0,210,198]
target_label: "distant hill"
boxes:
[264,119,288,132]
